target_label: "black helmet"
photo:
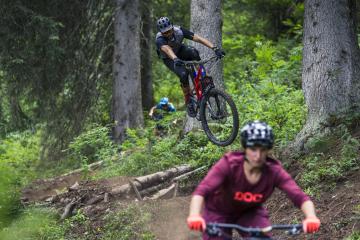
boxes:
[157,17,173,33]
[240,120,274,149]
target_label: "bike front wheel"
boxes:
[200,88,239,146]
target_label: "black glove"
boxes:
[173,58,184,68]
[212,47,225,59]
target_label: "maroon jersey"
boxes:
[193,151,310,216]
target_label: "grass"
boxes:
[299,125,360,197]
[345,232,360,240]
[0,204,157,240]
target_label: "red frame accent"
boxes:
[194,66,203,99]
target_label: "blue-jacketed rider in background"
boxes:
[149,97,176,120]
[155,17,225,117]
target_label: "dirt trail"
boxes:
[21,173,83,202]
[22,169,199,239]
[21,167,360,240]
[143,197,201,240]
[21,173,130,203]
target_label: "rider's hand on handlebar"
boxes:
[173,58,184,67]
[212,47,225,59]
[187,215,206,232]
[302,216,320,233]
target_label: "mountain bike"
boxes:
[206,222,303,239]
[183,55,239,146]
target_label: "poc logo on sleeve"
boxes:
[233,192,263,203]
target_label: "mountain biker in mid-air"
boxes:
[155,16,225,118]
[187,121,321,239]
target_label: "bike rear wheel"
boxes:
[200,88,239,146]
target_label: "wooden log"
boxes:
[104,193,109,203]
[86,195,103,205]
[69,181,80,191]
[129,180,142,200]
[173,182,179,197]
[110,183,131,196]
[111,164,192,195]
[133,165,192,189]
[149,183,176,200]
[139,182,170,196]
[61,200,76,220]
[172,166,207,182]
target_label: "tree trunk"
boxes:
[140,0,154,110]
[112,0,143,143]
[184,0,223,133]
[290,0,360,152]
[9,87,30,130]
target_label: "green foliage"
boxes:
[228,78,306,147]
[223,0,304,39]
[1,208,102,240]
[121,128,151,152]
[0,130,40,182]
[93,110,234,179]
[340,134,360,171]
[300,126,360,196]
[152,61,184,108]
[354,204,360,216]
[67,124,119,167]
[221,31,305,149]
[224,35,303,89]
[152,0,191,30]
[0,164,20,229]
[304,134,336,154]
[0,208,63,240]
[44,209,100,240]
[346,232,360,240]
[0,0,115,163]
[0,130,41,227]
[101,205,155,240]
[6,206,155,240]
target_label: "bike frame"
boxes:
[184,56,218,101]
[192,64,206,100]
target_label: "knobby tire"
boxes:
[200,88,239,146]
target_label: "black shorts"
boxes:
[162,45,201,85]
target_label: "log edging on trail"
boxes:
[110,164,192,195]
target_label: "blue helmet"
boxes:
[157,17,173,33]
[159,97,169,105]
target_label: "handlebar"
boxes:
[182,55,220,67]
[206,223,303,237]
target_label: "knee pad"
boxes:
[179,72,188,85]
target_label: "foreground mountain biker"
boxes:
[187,121,321,239]
[155,16,225,117]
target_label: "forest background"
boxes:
[0,0,359,239]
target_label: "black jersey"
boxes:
[155,26,194,59]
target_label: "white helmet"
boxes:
[240,120,274,149]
